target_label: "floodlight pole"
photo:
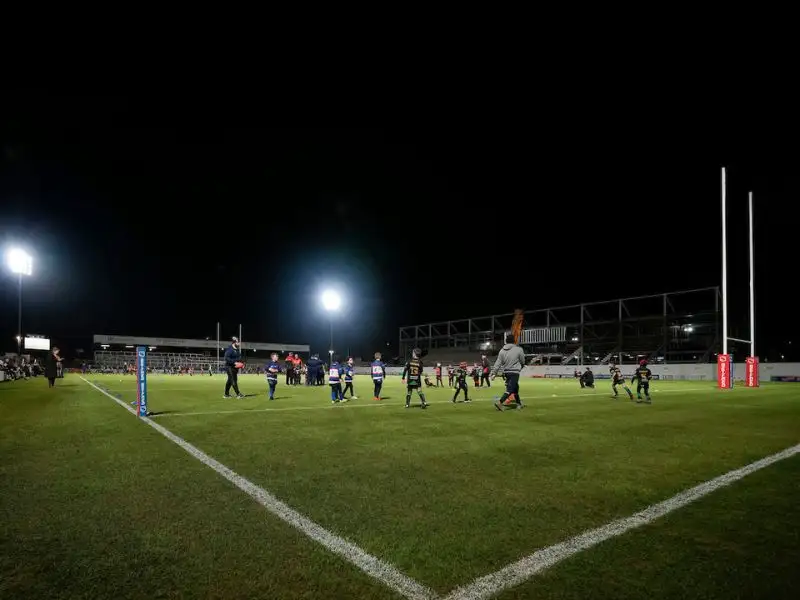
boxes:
[17,273,22,355]
[721,167,728,356]
[749,191,755,358]
[329,318,333,354]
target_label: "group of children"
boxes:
[575,361,653,403]
[262,352,388,403]
[419,361,491,389]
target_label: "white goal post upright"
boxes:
[721,168,728,357]
[749,191,755,359]
[719,168,758,388]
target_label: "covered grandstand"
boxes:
[92,335,310,373]
[399,287,721,366]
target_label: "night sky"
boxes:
[1,93,798,360]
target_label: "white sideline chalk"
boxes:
[443,441,800,600]
[80,378,436,600]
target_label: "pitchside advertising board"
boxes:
[717,354,759,388]
[136,346,148,416]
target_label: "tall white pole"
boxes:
[17,273,22,355]
[722,167,728,355]
[749,191,755,358]
[216,322,220,372]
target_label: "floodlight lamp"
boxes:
[6,248,32,276]
[321,290,342,311]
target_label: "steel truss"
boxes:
[399,287,720,365]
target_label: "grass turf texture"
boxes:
[1,374,798,599]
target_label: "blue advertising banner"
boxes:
[136,346,147,417]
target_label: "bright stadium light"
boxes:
[6,247,33,356]
[6,248,32,276]
[321,290,342,312]
[321,289,342,353]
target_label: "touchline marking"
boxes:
[146,386,756,418]
[80,378,436,600]
[443,441,800,600]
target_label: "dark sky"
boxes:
[1,93,798,359]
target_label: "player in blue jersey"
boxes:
[371,352,387,401]
[328,356,345,403]
[342,357,358,400]
[265,352,282,400]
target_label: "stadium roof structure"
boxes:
[93,334,309,353]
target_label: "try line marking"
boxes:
[80,377,435,600]
[81,376,798,600]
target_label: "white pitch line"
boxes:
[443,441,800,600]
[80,377,436,600]
[146,386,758,418]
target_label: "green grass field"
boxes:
[1,373,799,599]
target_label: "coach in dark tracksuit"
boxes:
[223,337,244,398]
[491,334,526,411]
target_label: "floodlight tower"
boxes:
[6,248,33,356]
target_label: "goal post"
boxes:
[720,169,758,388]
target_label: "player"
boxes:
[610,364,633,400]
[447,364,455,387]
[435,363,444,387]
[284,353,295,385]
[265,352,282,400]
[480,355,491,387]
[401,348,428,409]
[451,361,470,403]
[328,356,344,403]
[371,352,386,400]
[342,357,358,400]
[223,337,244,398]
[632,360,653,403]
[579,367,595,389]
[471,364,480,387]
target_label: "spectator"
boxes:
[45,347,63,388]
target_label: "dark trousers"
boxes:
[480,373,491,387]
[436,376,443,387]
[225,366,241,396]
[285,368,294,385]
[267,378,277,398]
[452,381,469,401]
[48,377,56,387]
[373,380,383,398]
[500,373,521,405]
[343,382,354,397]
